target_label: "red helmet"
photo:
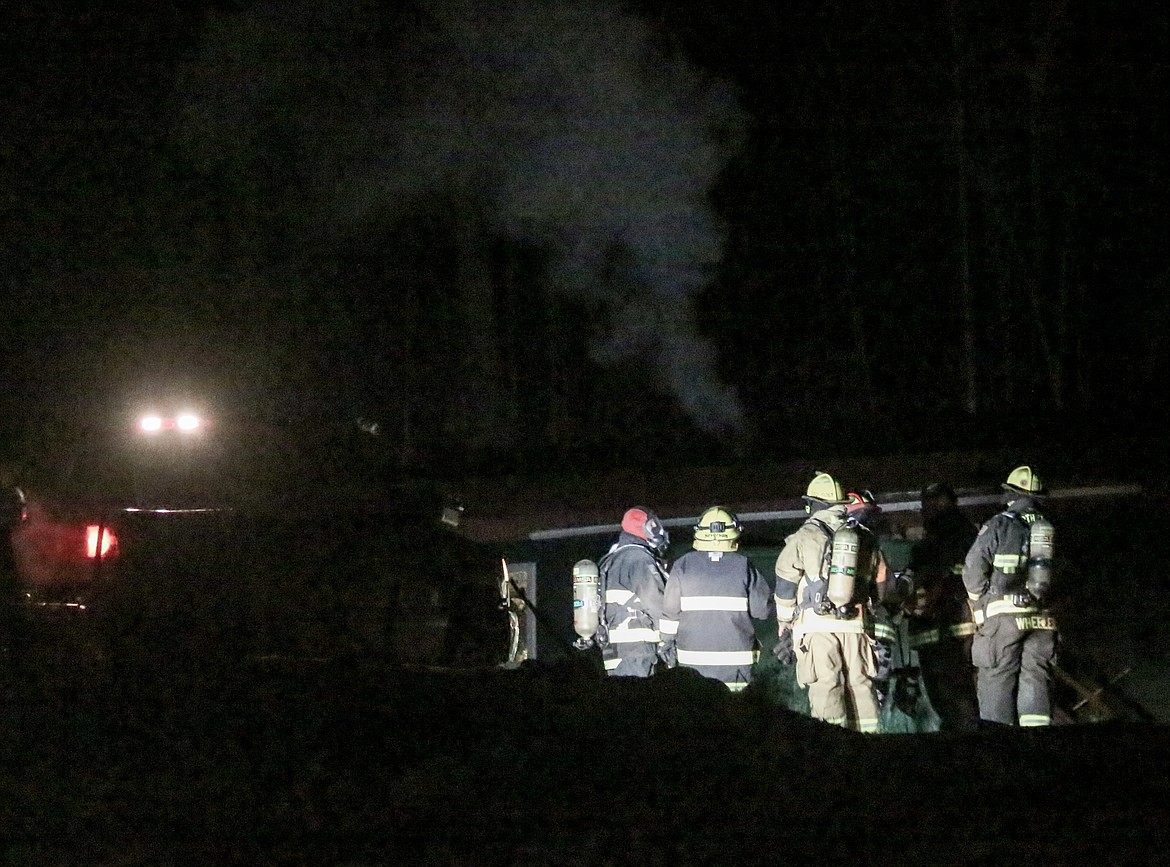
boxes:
[621,506,670,552]
[845,490,877,515]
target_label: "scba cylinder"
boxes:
[828,524,861,609]
[572,559,601,641]
[1026,516,1055,600]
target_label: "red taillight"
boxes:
[85,525,118,559]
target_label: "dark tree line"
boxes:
[667,0,1169,452]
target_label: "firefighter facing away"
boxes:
[905,482,980,731]
[963,466,1058,727]
[843,491,894,699]
[774,473,883,732]
[597,507,671,677]
[659,507,774,692]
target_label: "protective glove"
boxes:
[894,666,923,717]
[1011,589,1037,608]
[657,640,677,668]
[873,639,893,682]
[772,624,796,666]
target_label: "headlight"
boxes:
[136,412,204,433]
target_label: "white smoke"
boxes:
[177,0,747,435]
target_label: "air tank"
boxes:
[1026,516,1055,601]
[572,559,601,642]
[828,524,861,610]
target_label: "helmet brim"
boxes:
[1002,482,1047,498]
[802,494,851,506]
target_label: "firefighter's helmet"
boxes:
[693,506,742,551]
[1003,465,1046,497]
[622,506,670,553]
[845,490,877,515]
[804,472,849,505]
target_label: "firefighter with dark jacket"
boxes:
[659,506,774,692]
[905,482,980,731]
[963,466,1058,727]
[774,472,883,732]
[598,506,671,677]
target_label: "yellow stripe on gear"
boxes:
[1019,714,1051,727]
[774,595,796,622]
[604,657,622,670]
[909,627,940,648]
[993,553,1024,574]
[985,598,1039,619]
[659,618,679,636]
[606,589,635,605]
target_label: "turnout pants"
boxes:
[602,641,657,677]
[796,631,881,732]
[972,615,1057,726]
[916,636,979,732]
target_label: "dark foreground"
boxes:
[1,652,1166,865]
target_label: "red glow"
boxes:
[85,525,118,559]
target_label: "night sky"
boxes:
[1,1,1167,480]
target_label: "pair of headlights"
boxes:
[138,414,202,433]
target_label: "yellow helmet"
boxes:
[693,506,742,551]
[804,471,849,505]
[1003,465,1046,496]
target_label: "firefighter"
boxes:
[844,491,894,701]
[659,506,773,692]
[844,491,891,608]
[774,472,882,732]
[597,506,671,677]
[963,466,1058,727]
[905,482,979,731]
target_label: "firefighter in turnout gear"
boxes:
[905,482,980,731]
[844,491,894,701]
[844,492,891,614]
[963,466,1058,727]
[774,473,883,732]
[597,507,671,677]
[660,507,774,692]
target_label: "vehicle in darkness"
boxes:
[8,399,522,666]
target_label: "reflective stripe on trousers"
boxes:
[909,621,977,648]
[974,598,1039,625]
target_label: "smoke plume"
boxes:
[177,0,746,435]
